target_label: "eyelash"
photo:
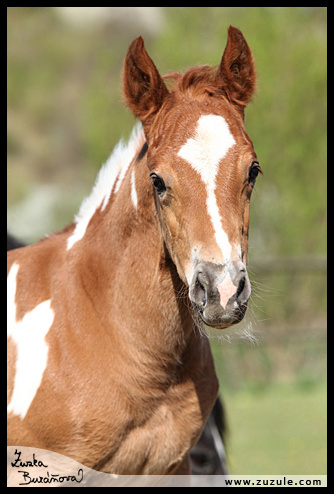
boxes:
[248,162,263,186]
[150,173,166,196]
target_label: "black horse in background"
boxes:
[7,232,25,250]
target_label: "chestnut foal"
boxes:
[7,27,260,475]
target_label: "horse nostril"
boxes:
[194,277,207,309]
[236,276,245,300]
[235,270,251,306]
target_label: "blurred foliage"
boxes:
[7,7,327,475]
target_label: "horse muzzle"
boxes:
[189,260,251,329]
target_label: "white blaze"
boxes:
[177,114,235,260]
[7,262,54,420]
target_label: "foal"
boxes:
[7,27,260,475]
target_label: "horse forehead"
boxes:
[177,114,236,184]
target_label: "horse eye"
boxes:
[150,173,166,196]
[248,162,262,186]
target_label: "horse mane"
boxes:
[163,65,230,103]
[163,64,248,108]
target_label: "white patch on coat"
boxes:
[178,114,236,261]
[7,262,54,420]
[67,123,144,250]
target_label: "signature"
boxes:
[10,449,84,486]
[11,449,48,469]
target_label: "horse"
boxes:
[7,26,260,475]
[7,233,227,476]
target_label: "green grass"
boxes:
[222,380,327,475]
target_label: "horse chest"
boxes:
[97,351,218,474]
[99,388,206,475]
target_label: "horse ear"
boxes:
[123,36,169,132]
[216,26,256,114]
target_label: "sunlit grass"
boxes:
[223,380,326,475]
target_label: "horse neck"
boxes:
[70,151,194,361]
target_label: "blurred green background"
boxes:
[7,7,326,475]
